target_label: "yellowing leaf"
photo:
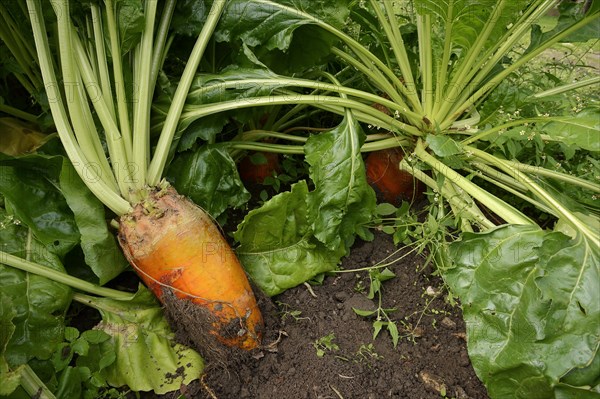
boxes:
[0,118,51,156]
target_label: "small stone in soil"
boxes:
[441,316,457,329]
[455,385,471,399]
[334,291,348,302]
[419,370,447,394]
[412,326,425,338]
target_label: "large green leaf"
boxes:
[166,146,250,218]
[414,0,529,53]
[305,115,376,251]
[171,0,207,37]
[232,114,376,296]
[0,209,72,366]
[0,294,22,396]
[235,181,344,296]
[217,0,350,49]
[444,225,600,398]
[116,0,145,55]
[539,1,599,44]
[0,154,127,282]
[90,287,204,394]
[0,155,79,257]
[215,0,351,72]
[540,109,600,152]
[59,160,128,285]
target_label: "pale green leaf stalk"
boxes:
[398,159,496,230]
[0,3,43,93]
[150,0,177,95]
[53,0,119,193]
[90,4,116,121]
[467,146,600,244]
[434,0,510,125]
[417,13,433,117]
[445,9,599,127]
[16,365,56,399]
[530,75,600,99]
[105,0,133,161]
[131,0,158,190]
[413,140,534,225]
[72,31,134,198]
[25,0,227,214]
[26,0,131,215]
[445,0,559,121]
[0,251,132,300]
[370,0,423,112]
[148,0,228,185]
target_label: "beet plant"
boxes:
[0,0,598,397]
[165,1,599,397]
[0,0,258,395]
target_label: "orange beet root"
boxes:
[365,148,423,205]
[118,186,263,350]
[238,151,280,184]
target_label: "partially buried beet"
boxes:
[27,0,263,358]
[365,148,423,205]
[118,186,263,350]
[238,151,281,184]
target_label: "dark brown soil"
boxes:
[179,231,490,399]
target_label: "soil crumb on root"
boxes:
[148,232,490,399]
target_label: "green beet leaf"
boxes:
[415,0,531,61]
[117,0,145,55]
[235,181,344,296]
[534,1,600,45]
[0,154,79,257]
[305,115,376,252]
[540,109,600,152]
[171,0,207,37]
[176,116,229,153]
[560,349,600,389]
[0,118,53,156]
[84,286,204,394]
[59,160,128,284]
[0,294,23,396]
[0,154,127,283]
[216,0,351,73]
[166,146,250,219]
[426,135,462,157]
[554,385,600,399]
[0,354,22,395]
[0,209,72,366]
[216,0,350,50]
[444,225,599,399]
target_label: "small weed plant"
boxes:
[313,333,340,358]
